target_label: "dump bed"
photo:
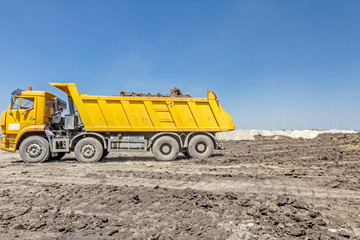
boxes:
[50,83,235,133]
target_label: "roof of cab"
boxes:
[19,91,57,99]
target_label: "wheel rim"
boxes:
[26,143,42,158]
[81,144,96,158]
[195,141,207,154]
[160,143,172,155]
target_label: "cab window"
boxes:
[12,97,20,109]
[20,98,34,109]
[45,99,52,107]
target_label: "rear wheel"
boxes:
[74,137,103,163]
[19,136,50,163]
[152,136,179,161]
[187,135,214,159]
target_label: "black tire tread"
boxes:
[74,137,103,163]
[187,135,214,159]
[152,136,179,161]
[19,136,50,163]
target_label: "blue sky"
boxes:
[1,0,360,130]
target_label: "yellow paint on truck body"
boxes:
[50,83,235,133]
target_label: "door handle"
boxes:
[30,118,36,120]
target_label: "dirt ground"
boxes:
[0,133,360,239]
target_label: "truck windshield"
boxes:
[12,98,20,109]
[10,88,23,107]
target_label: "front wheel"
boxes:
[19,136,50,163]
[187,135,214,159]
[152,136,179,161]
[74,137,103,163]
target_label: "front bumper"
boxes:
[0,135,5,150]
[0,134,16,152]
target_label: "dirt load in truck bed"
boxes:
[118,87,193,98]
[0,133,359,239]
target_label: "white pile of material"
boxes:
[216,129,357,141]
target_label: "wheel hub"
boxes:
[160,144,172,155]
[27,143,42,158]
[195,142,207,154]
[81,144,96,158]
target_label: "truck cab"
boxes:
[0,88,66,153]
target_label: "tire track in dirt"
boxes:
[1,136,360,239]
[4,174,360,199]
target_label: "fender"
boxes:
[184,132,218,149]
[148,132,183,148]
[70,132,107,149]
[15,125,46,148]
[0,110,6,133]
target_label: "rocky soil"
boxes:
[0,133,360,239]
[118,87,192,98]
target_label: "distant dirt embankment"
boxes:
[216,129,357,141]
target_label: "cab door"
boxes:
[6,97,37,135]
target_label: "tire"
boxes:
[48,152,66,161]
[152,136,179,161]
[74,137,103,163]
[101,150,109,159]
[187,135,214,159]
[19,136,50,163]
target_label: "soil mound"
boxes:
[254,134,293,141]
[216,129,357,141]
[314,133,360,142]
[118,87,192,98]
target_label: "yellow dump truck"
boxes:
[1,83,234,163]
